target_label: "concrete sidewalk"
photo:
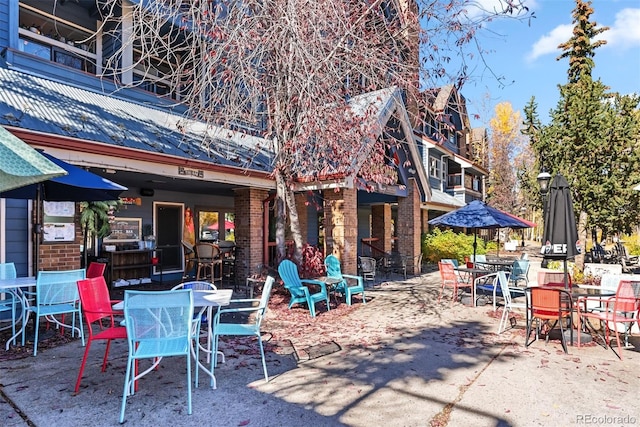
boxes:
[1,261,638,426]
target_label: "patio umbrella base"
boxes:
[547,329,592,345]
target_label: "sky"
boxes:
[457,0,640,129]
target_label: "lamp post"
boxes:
[537,169,551,222]
[537,169,551,265]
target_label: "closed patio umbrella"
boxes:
[540,174,579,289]
[0,127,66,192]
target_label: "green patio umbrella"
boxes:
[0,127,66,192]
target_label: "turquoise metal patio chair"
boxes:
[0,263,18,338]
[212,276,275,385]
[509,259,530,287]
[278,260,329,317]
[120,289,195,424]
[28,268,86,356]
[324,255,365,306]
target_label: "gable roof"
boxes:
[291,87,431,202]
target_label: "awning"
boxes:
[1,151,127,201]
[0,126,66,192]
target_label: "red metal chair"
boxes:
[576,280,640,359]
[438,261,472,306]
[74,276,127,393]
[86,262,107,279]
[525,287,573,354]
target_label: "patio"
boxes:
[1,260,638,427]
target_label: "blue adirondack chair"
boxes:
[324,255,365,306]
[277,260,329,317]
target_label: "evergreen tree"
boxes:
[556,0,608,84]
[523,0,640,247]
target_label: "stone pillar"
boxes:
[38,204,82,271]
[397,179,421,275]
[294,192,309,244]
[323,187,357,275]
[234,187,269,284]
[371,204,392,255]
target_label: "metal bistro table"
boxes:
[315,276,343,307]
[476,259,514,272]
[0,276,36,350]
[455,267,489,307]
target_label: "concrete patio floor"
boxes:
[1,256,638,427]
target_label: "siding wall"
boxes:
[4,199,30,276]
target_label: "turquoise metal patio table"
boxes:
[0,276,35,350]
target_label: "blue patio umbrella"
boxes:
[1,151,127,201]
[1,151,127,272]
[428,200,534,261]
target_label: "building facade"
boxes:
[0,0,430,283]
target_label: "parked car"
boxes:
[201,230,219,241]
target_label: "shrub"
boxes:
[422,229,489,264]
[286,243,325,278]
[623,234,640,256]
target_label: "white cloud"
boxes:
[600,8,640,50]
[526,24,572,62]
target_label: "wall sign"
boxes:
[104,217,142,242]
[43,201,76,242]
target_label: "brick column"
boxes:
[397,179,421,275]
[234,187,269,284]
[323,187,357,275]
[294,192,309,244]
[38,204,82,271]
[371,204,392,255]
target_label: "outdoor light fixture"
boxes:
[536,169,552,196]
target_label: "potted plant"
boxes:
[79,200,120,267]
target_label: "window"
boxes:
[18,3,98,73]
[472,176,481,192]
[429,157,440,178]
[196,209,235,243]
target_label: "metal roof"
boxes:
[427,188,465,208]
[0,67,274,173]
